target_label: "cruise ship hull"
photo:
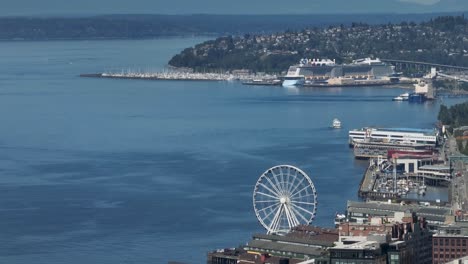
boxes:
[282,79,304,87]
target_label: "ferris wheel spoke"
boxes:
[290,185,311,199]
[291,200,317,206]
[288,177,306,197]
[256,191,279,200]
[287,204,301,227]
[258,182,281,198]
[291,203,316,217]
[286,169,298,194]
[262,203,281,220]
[271,170,286,195]
[255,200,279,203]
[268,205,283,234]
[279,166,288,195]
[283,205,293,229]
[263,175,284,197]
[257,201,280,213]
[290,204,310,224]
[291,193,314,200]
[284,204,297,229]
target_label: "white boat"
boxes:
[393,93,409,101]
[332,118,341,129]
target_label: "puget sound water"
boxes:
[0,38,466,264]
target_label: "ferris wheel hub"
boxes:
[280,197,287,204]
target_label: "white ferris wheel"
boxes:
[253,165,318,235]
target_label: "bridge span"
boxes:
[381,59,468,72]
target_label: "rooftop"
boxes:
[246,240,325,256]
[351,127,438,136]
[252,232,337,248]
[419,165,450,171]
[332,240,382,251]
[347,201,449,222]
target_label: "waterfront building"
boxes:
[345,201,450,229]
[348,127,439,147]
[353,141,433,159]
[208,226,336,264]
[244,226,338,261]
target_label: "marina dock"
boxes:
[358,162,399,200]
[80,72,278,82]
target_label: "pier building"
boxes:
[349,127,439,147]
[353,141,434,159]
[344,201,450,229]
[244,226,338,261]
[208,226,336,264]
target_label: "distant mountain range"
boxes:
[0,0,467,16]
[0,12,466,41]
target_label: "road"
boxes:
[447,136,468,215]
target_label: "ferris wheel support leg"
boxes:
[268,205,283,234]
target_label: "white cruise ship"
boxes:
[284,57,395,82]
[348,127,439,146]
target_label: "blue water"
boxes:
[0,38,466,264]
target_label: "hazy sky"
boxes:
[1,0,467,16]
